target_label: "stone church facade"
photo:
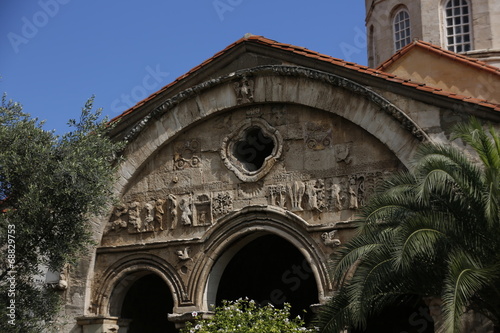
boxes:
[61,35,500,332]
[58,4,500,333]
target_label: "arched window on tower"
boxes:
[443,0,472,53]
[368,25,376,67]
[393,8,411,52]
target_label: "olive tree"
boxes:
[0,95,123,332]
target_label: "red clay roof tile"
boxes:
[378,40,500,76]
[111,35,500,124]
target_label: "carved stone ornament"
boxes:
[335,143,352,164]
[221,118,283,182]
[212,192,233,218]
[304,122,332,151]
[233,76,254,104]
[174,139,201,170]
[176,247,191,261]
[322,230,341,247]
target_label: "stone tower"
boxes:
[365,0,500,67]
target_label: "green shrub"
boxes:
[181,298,315,333]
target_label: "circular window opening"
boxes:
[233,127,275,172]
[221,118,283,182]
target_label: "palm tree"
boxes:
[315,118,500,333]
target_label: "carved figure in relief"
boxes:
[322,230,341,247]
[268,185,287,208]
[335,144,352,164]
[287,181,305,211]
[234,76,254,104]
[348,177,358,210]
[357,176,366,207]
[168,194,178,230]
[110,204,128,231]
[176,247,191,261]
[49,265,69,291]
[179,196,192,226]
[199,211,207,225]
[144,203,154,231]
[154,199,165,231]
[331,183,343,211]
[128,201,142,231]
[306,179,326,212]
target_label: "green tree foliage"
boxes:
[315,118,500,333]
[181,299,315,333]
[0,95,124,332]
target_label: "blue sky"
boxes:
[1,1,367,134]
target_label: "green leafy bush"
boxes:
[181,299,316,333]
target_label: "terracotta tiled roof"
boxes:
[377,40,500,76]
[111,35,500,123]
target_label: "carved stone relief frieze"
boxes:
[264,173,383,213]
[106,191,237,236]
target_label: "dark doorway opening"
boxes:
[216,234,318,323]
[121,274,176,332]
[351,297,434,333]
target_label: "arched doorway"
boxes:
[215,234,319,323]
[120,274,176,332]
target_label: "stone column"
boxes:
[76,316,119,333]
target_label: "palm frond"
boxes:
[330,232,386,282]
[453,118,500,171]
[315,287,353,333]
[317,117,500,333]
[442,251,494,333]
[392,212,450,271]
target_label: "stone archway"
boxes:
[215,234,319,323]
[119,273,176,332]
[195,206,329,321]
